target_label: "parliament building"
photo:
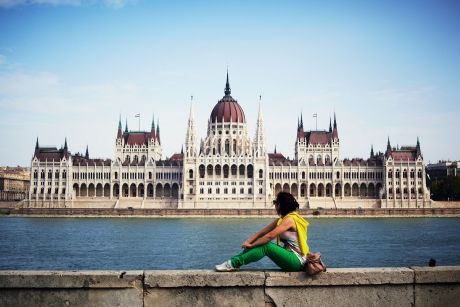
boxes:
[28,73,430,209]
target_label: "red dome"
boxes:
[210,96,246,123]
[210,72,246,123]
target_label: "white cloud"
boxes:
[0,0,135,9]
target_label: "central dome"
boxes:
[210,72,246,123]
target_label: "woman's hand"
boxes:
[242,240,253,249]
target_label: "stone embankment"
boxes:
[1,207,460,217]
[0,267,459,306]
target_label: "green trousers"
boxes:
[230,242,303,272]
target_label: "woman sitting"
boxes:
[215,192,309,272]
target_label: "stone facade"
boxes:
[28,73,430,208]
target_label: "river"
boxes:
[0,217,459,270]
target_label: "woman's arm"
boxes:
[244,217,295,249]
[242,219,278,248]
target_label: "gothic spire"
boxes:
[370,144,374,158]
[64,137,68,150]
[386,137,391,152]
[332,112,339,139]
[117,116,123,138]
[224,69,231,96]
[300,112,303,129]
[156,118,160,144]
[85,145,89,159]
[124,117,128,133]
[254,96,266,157]
[416,136,422,157]
[185,96,197,157]
[35,137,39,150]
[329,117,332,132]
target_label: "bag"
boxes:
[305,252,327,275]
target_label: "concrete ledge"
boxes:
[412,266,460,283]
[0,270,143,288]
[1,267,459,307]
[145,270,265,287]
[265,267,414,286]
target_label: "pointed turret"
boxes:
[224,69,231,96]
[274,145,277,154]
[156,119,160,144]
[124,118,128,133]
[34,137,39,157]
[386,137,392,156]
[63,137,68,157]
[181,145,184,155]
[85,145,89,159]
[150,114,156,139]
[117,116,123,138]
[297,112,304,139]
[254,96,266,157]
[332,112,339,139]
[329,117,332,132]
[416,137,422,158]
[185,97,197,157]
[370,145,374,158]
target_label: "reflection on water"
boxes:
[0,217,459,270]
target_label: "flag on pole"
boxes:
[135,113,140,118]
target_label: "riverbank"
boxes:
[1,207,460,218]
[1,267,459,306]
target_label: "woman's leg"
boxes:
[230,242,303,271]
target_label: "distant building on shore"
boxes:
[0,166,29,201]
[28,73,431,209]
[426,161,460,181]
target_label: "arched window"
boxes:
[396,169,400,178]
[189,169,193,179]
[231,165,237,176]
[316,155,322,165]
[199,165,205,178]
[259,169,263,179]
[239,165,245,176]
[149,172,152,180]
[225,140,230,155]
[114,172,118,180]
[207,164,213,176]
[55,170,59,179]
[223,165,229,178]
[247,165,254,178]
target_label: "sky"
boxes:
[0,0,459,166]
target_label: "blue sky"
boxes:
[0,0,459,166]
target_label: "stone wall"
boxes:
[1,267,459,306]
[2,207,460,217]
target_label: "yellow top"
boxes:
[277,212,309,256]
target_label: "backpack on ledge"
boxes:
[306,252,327,275]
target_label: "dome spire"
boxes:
[224,69,231,96]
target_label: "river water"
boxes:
[0,217,459,270]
